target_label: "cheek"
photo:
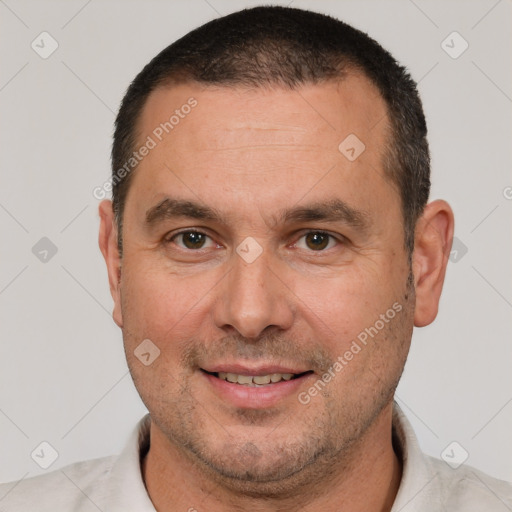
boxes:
[293,266,396,343]
[119,267,204,404]
[119,262,219,350]
[297,274,411,392]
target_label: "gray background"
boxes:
[1,0,511,485]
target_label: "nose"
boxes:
[213,247,294,339]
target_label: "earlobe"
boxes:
[412,200,454,327]
[98,200,123,328]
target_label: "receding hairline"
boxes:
[130,66,392,163]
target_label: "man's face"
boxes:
[115,75,414,487]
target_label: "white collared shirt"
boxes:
[1,405,511,511]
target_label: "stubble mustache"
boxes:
[180,331,334,375]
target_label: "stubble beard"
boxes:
[128,273,415,498]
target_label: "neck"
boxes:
[142,404,402,512]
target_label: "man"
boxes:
[1,5,510,511]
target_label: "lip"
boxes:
[201,367,314,409]
[202,363,310,376]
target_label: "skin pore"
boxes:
[99,74,454,511]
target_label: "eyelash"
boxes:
[165,229,343,252]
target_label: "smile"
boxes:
[210,371,310,386]
[200,368,314,409]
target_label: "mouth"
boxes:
[200,366,315,409]
[201,369,313,387]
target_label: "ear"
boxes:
[98,200,123,328]
[412,200,454,327]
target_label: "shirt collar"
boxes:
[105,414,155,511]
[391,403,443,511]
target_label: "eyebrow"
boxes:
[145,197,370,231]
[145,198,224,226]
[278,199,370,231]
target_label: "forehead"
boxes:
[127,75,395,224]
[139,74,388,150]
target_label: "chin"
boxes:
[181,432,338,498]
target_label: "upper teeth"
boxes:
[218,372,294,386]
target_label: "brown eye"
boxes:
[304,232,330,250]
[173,231,211,249]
